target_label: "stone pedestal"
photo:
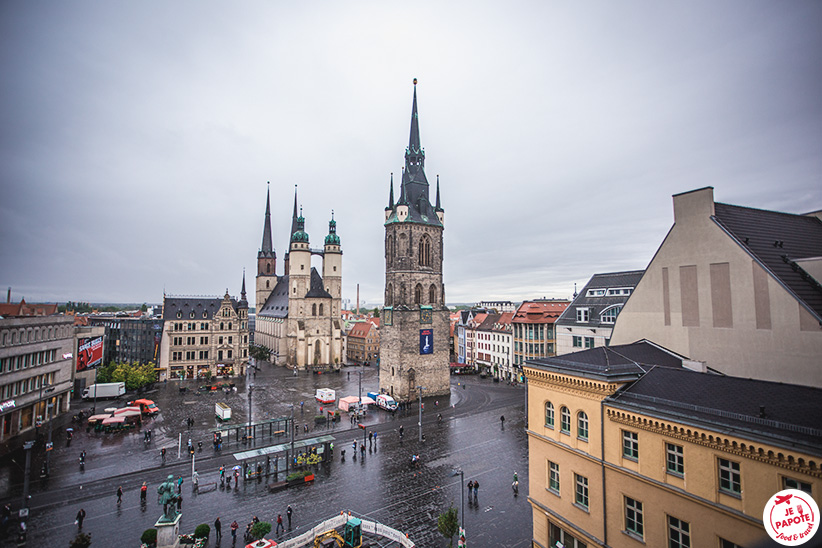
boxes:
[155,513,181,548]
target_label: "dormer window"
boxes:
[576,308,589,322]
[587,289,606,297]
[600,305,623,324]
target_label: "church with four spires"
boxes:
[253,187,344,370]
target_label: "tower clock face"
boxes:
[420,307,433,324]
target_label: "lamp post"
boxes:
[417,385,426,442]
[43,385,55,476]
[451,468,465,531]
[92,365,98,414]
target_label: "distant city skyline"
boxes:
[2,2,820,307]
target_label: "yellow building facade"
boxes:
[526,342,822,548]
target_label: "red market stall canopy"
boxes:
[102,416,125,425]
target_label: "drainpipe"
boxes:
[600,400,608,546]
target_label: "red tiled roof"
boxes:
[513,300,569,324]
[348,322,372,339]
[367,318,380,328]
[0,299,60,317]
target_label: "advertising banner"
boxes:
[419,329,433,355]
[76,336,104,371]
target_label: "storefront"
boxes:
[216,364,234,377]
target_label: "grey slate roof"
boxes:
[305,268,332,299]
[163,297,232,321]
[556,270,644,328]
[258,276,289,318]
[527,340,688,381]
[608,366,822,451]
[713,202,822,319]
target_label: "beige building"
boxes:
[525,341,822,548]
[158,284,249,380]
[0,314,74,448]
[611,187,822,387]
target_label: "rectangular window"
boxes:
[228,350,233,358]
[622,430,639,460]
[574,474,588,509]
[783,477,812,495]
[576,308,589,322]
[666,443,684,476]
[549,461,560,494]
[200,336,208,345]
[718,458,741,495]
[668,516,690,548]
[625,497,644,539]
[218,350,223,361]
[584,337,595,349]
[185,351,195,360]
[228,336,233,344]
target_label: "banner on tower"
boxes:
[419,329,433,355]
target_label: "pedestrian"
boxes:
[177,475,183,493]
[467,480,474,498]
[360,442,365,456]
[140,481,148,502]
[275,514,284,535]
[399,425,404,438]
[116,486,123,504]
[500,415,505,426]
[231,520,239,542]
[373,432,377,443]
[368,431,373,445]
[253,515,260,524]
[214,517,222,540]
[474,479,480,498]
[286,505,293,529]
[220,465,225,485]
[161,447,166,462]
[75,508,86,529]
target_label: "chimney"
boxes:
[6,287,10,303]
[356,284,360,315]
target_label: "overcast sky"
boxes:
[1,1,820,308]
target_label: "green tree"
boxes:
[437,505,459,548]
[96,361,156,390]
[372,307,380,318]
[249,344,271,363]
[140,303,148,312]
[250,521,272,540]
[69,532,92,548]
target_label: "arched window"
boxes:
[560,406,571,433]
[386,283,393,306]
[578,411,589,440]
[414,284,422,304]
[266,263,270,274]
[400,283,406,304]
[319,304,323,316]
[600,305,622,324]
[387,235,394,265]
[545,402,554,428]
[418,235,431,267]
[429,284,436,304]
[312,304,317,316]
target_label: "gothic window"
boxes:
[386,283,393,306]
[399,233,407,256]
[401,283,406,304]
[319,304,323,316]
[419,234,431,267]
[266,263,270,274]
[312,304,317,316]
[414,284,422,304]
[429,284,437,304]
[387,235,394,265]
[266,280,270,288]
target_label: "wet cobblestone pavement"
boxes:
[0,364,530,547]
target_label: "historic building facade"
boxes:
[379,81,450,402]
[157,283,249,380]
[525,341,821,548]
[254,187,343,370]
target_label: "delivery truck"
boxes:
[81,382,125,400]
[215,402,231,421]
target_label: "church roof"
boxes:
[306,268,332,299]
[163,296,236,321]
[258,276,290,318]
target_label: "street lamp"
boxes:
[42,384,55,476]
[417,385,426,442]
[451,468,465,531]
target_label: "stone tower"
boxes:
[256,184,277,313]
[379,80,450,402]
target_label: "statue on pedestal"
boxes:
[157,475,180,522]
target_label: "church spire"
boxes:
[386,173,394,210]
[409,78,421,154]
[259,182,273,256]
[289,185,299,241]
[435,174,442,211]
[240,269,247,304]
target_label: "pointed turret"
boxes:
[260,183,274,256]
[386,173,394,210]
[409,79,421,155]
[289,185,299,241]
[240,269,247,305]
[435,175,442,210]
[324,210,341,246]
